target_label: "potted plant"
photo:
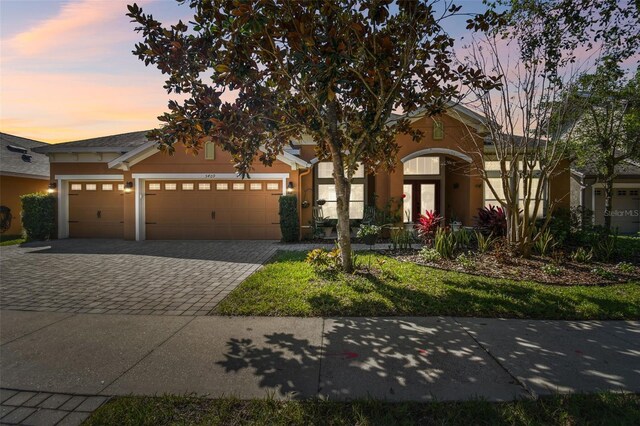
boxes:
[357,224,381,246]
[322,217,333,237]
[450,213,462,232]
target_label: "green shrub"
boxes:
[475,231,494,253]
[434,227,456,259]
[616,262,635,274]
[456,252,475,269]
[20,193,56,241]
[419,247,441,262]
[390,227,413,250]
[534,228,556,257]
[591,266,615,280]
[278,195,299,242]
[541,264,562,276]
[570,247,593,263]
[594,233,618,262]
[453,228,472,248]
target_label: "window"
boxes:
[617,190,627,196]
[118,183,125,191]
[233,183,245,190]
[198,183,211,190]
[630,190,639,196]
[318,183,365,219]
[403,157,440,175]
[433,120,444,140]
[595,189,602,196]
[70,184,82,191]
[182,183,194,191]
[101,184,113,191]
[317,162,364,178]
[216,183,228,190]
[148,183,161,191]
[266,182,279,191]
[85,184,97,191]
[483,178,544,218]
[204,141,215,160]
[250,183,262,191]
[164,183,177,191]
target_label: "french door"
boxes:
[403,181,440,222]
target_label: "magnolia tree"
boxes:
[461,0,639,255]
[127,0,495,271]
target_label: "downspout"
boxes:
[298,166,313,241]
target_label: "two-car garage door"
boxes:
[67,180,283,240]
[144,180,282,240]
[594,187,640,234]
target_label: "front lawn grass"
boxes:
[0,234,25,246]
[86,393,640,426]
[215,251,639,319]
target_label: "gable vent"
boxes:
[6,145,28,154]
[22,154,33,162]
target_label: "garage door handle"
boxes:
[211,211,216,220]
[97,210,101,219]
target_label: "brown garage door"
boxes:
[68,182,124,238]
[145,180,282,240]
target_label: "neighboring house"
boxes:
[571,160,640,234]
[33,106,571,241]
[0,133,50,236]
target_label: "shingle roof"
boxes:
[32,130,151,153]
[573,159,640,178]
[0,133,50,178]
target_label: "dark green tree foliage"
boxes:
[126,0,496,272]
[279,195,299,242]
[21,193,56,241]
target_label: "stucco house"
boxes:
[571,160,640,234]
[0,133,50,236]
[33,106,571,241]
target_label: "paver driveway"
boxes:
[0,239,279,316]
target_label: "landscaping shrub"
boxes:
[474,205,506,236]
[534,228,556,257]
[616,262,635,274]
[541,264,562,276]
[456,252,475,269]
[571,247,593,263]
[434,227,456,259]
[475,231,495,253]
[389,227,414,250]
[415,210,441,244]
[278,195,299,242]
[594,232,618,262]
[357,224,381,246]
[20,193,56,241]
[419,247,441,262]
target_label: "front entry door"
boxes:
[403,181,440,222]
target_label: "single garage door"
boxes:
[145,180,282,240]
[68,181,124,238]
[594,187,640,234]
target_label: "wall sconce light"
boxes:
[286,181,294,193]
[47,182,57,194]
[124,181,134,193]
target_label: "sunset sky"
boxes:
[0,0,621,144]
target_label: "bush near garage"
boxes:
[21,193,56,241]
[279,195,299,242]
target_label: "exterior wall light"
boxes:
[286,181,294,193]
[47,182,57,194]
[124,181,134,193]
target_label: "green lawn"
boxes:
[0,234,24,246]
[215,251,640,319]
[86,393,640,426]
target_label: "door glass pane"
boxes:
[421,184,436,214]
[403,184,412,222]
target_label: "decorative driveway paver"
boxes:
[0,239,279,316]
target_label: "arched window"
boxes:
[403,156,440,175]
[204,141,215,160]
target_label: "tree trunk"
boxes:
[604,176,614,232]
[326,100,353,272]
[333,163,353,273]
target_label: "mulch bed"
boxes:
[391,249,640,286]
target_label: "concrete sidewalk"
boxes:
[1,310,638,403]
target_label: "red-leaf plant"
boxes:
[475,205,507,237]
[416,210,442,245]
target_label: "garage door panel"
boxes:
[68,182,124,238]
[594,188,640,234]
[145,180,282,240]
